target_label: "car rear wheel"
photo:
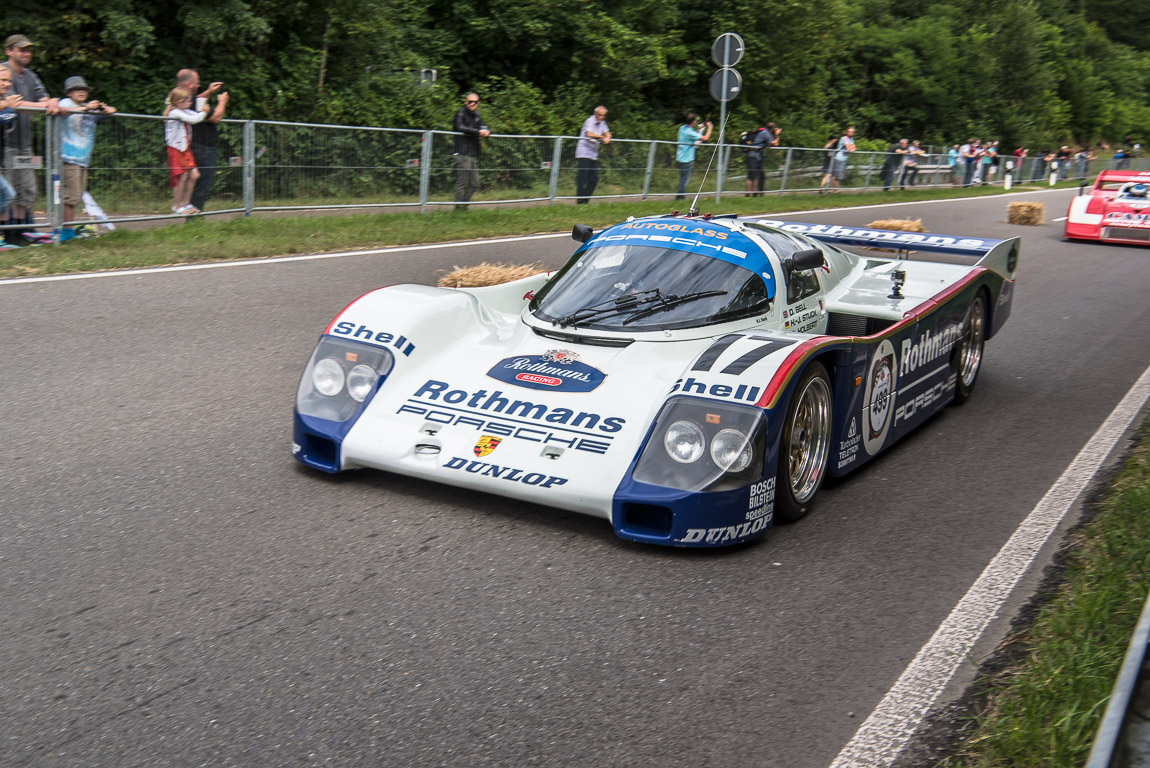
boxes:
[952,292,986,404]
[775,362,832,523]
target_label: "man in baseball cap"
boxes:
[2,33,60,244]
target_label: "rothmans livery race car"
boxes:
[1066,170,1150,244]
[293,214,1019,548]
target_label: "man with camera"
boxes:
[58,76,116,241]
[175,69,229,212]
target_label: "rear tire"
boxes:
[952,293,987,404]
[775,362,832,523]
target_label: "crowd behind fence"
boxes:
[8,108,1150,236]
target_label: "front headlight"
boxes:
[347,364,377,402]
[711,429,753,472]
[633,398,765,492]
[313,357,345,396]
[297,336,395,422]
[665,420,705,463]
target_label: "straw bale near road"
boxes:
[866,218,926,252]
[1007,201,1045,225]
[437,262,545,288]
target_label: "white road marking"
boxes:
[829,362,1150,768]
[0,233,570,286]
[1053,216,1068,221]
[0,187,1075,287]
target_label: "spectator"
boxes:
[961,139,978,187]
[900,139,923,188]
[452,92,489,210]
[175,69,228,212]
[741,123,773,196]
[574,105,610,204]
[983,141,999,184]
[760,122,781,195]
[1073,147,1095,179]
[0,68,18,243]
[58,76,115,241]
[675,113,712,200]
[974,141,995,185]
[816,132,838,190]
[820,126,855,193]
[880,138,906,191]
[947,143,962,186]
[163,86,210,214]
[970,140,986,185]
[1011,146,1027,181]
[1114,146,1129,170]
[1,35,60,243]
[1031,150,1054,180]
[1054,145,1072,180]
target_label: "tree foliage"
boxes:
[5,0,1148,148]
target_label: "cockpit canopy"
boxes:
[530,242,773,332]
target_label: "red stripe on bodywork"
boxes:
[322,287,392,334]
[755,270,986,410]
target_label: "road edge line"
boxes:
[829,362,1150,768]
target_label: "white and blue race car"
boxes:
[294,214,1019,548]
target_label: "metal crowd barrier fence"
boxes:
[4,106,1150,238]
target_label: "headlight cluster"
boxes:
[634,399,764,492]
[663,422,753,472]
[313,357,379,402]
[296,336,395,422]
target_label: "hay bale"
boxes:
[436,261,545,288]
[865,218,926,252]
[1007,201,1044,225]
[866,218,926,233]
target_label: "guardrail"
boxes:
[1085,590,1150,768]
[5,107,1148,238]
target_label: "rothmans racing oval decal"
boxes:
[487,349,606,392]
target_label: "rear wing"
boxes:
[1096,170,1150,185]
[753,218,1020,280]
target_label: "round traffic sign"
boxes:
[711,32,745,67]
[709,68,743,103]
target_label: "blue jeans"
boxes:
[0,174,13,214]
[676,161,693,199]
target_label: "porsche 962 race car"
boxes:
[294,215,1019,548]
[1065,170,1150,244]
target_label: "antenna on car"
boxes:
[689,111,732,217]
[688,32,744,217]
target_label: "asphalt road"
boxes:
[2,188,1147,767]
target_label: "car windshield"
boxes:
[531,244,772,332]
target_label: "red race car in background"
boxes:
[1065,170,1150,244]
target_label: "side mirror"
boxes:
[572,224,594,243]
[1078,181,1089,196]
[787,248,825,274]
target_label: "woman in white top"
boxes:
[163,87,209,214]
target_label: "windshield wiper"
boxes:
[555,289,669,327]
[621,290,727,325]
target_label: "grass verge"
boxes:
[1,183,1038,279]
[937,421,1150,767]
